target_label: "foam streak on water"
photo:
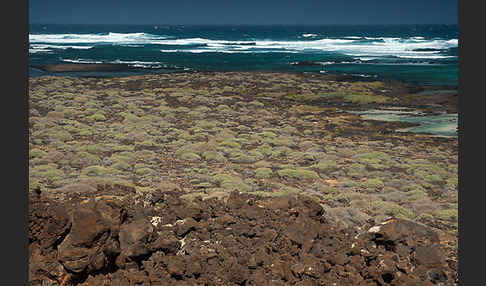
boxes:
[29,33,457,58]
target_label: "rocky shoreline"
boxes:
[29,184,457,285]
[29,71,458,285]
[38,63,138,73]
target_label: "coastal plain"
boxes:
[28,71,458,285]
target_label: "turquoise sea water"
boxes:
[351,108,458,137]
[29,24,458,86]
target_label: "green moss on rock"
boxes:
[361,178,385,191]
[202,151,226,162]
[277,168,320,181]
[219,140,241,149]
[71,151,102,168]
[369,200,415,220]
[112,161,131,171]
[30,148,47,159]
[211,174,253,192]
[31,164,64,182]
[178,152,201,162]
[81,165,114,177]
[255,167,273,179]
[87,113,106,122]
[312,160,338,173]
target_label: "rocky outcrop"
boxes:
[29,184,457,285]
[39,63,134,72]
[290,61,322,66]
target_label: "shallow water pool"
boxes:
[351,107,457,137]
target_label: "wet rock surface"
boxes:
[29,185,457,285]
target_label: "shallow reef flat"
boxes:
[28,71,458,283]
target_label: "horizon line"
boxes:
[29,23,458,26]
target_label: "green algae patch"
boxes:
[120,112,142,123]
[368,200,415,220]
[358,151,390,164]
[71,151,102,168]
[277,168,320,181]
[271,184,303,197]
[284,93,319,102]
[30,148,47,159]
[78,128,94,136]
[222,180,253,193]
[81,165,115,177]
[320,91,389,104]
[445,176,458,189]
[31,164,64,182]
[266,136,296,148]
[424,174,443,184]
[437,207,458,221]
[135,167,154,176]
[109,152,136,164]
[219,140,241,149]
[180,192,207,201]
[311,160,338,173]
[291,105,332,114]
[87,113,106,123]
[249,100,264,107]
[48,130,73,142]
[228,150,263,164]
[112,161,131,171]
[46,111,65,119]
[211,173,253,192]
[254,161,272,168]
[196,120,218,130]
[405,187,429,201]
[202,151,226,163]
[111,145,134,152]
[361,178,385,191]
[255,167,273,179]
[135,140,162,149]
[178,152,201,162]
[78,144,106,155]
[259,131,277,138]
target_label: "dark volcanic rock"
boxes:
[29,187,457,286]
[118,219,155,262]
[57,201,114,274]
[40,63,134,72]
[291,61,322,66]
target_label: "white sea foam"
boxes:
[396,55,455,59]
[446,39,458,45]
[29,32,169,44]
[30,44,93,50]
[335,38,457,59]
[61,58,104,64]
[302,33,318,38]
[153,38,256,46]
[358,57,376,61]
[29,48,53,54]
[179,37,456,57]
[316,61,336,65]
[60,58,167,68]
[160,49,298,54]
[111,60,164,64]
[30,32,458,60]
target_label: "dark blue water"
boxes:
[29,24,458,86]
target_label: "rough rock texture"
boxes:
[29,184,457,285]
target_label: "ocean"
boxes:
[29,24,458,86]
